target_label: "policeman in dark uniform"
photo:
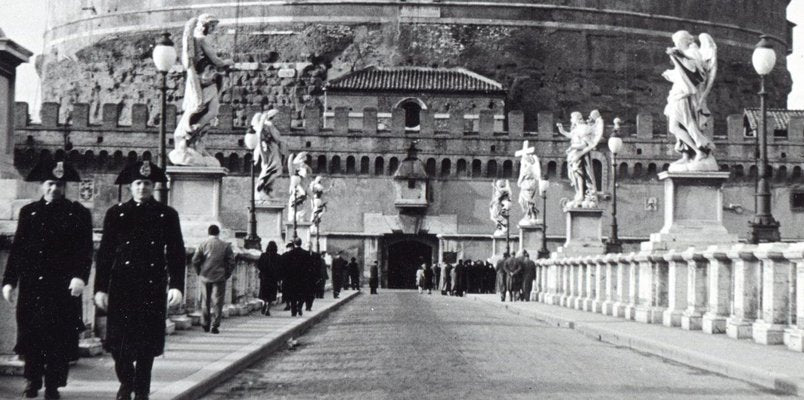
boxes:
[2,160,93,399]
[94,161,185,400]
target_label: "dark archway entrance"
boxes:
[387,239,433,289]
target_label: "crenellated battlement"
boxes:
[13,102,804,183]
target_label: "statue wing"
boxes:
[180,17,198,70]
[698,33,717,100]
[590,118,604,149]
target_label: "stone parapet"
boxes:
[529,241,804,353]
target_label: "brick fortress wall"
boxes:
[12,101,804,244]
[37,1,792,132]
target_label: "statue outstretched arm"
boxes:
[556,123,572,138]
[198,38,234,68]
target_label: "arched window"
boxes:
[471,160,482,177]
[360,156,370,174]
[792,166,802,181]
[733,165,745,178]
[316,155,327,174]
[346,156,356,174]
[374,157,384,176]
[618,162,628,179]
[388,157,399,175]
[546,161,556,178]
[776,165,788,181]
[425,158,436,176]
[592,159,602,191]
[487,160,498,178]
[330,156,342,174]
[647,163,657,178]
[633,163,643,178]
[748,165,758,179]
[560,161,568,179]
[55,149,65,162]
[127,151,138,165]
[441,159,451,177]
[98,150,109,169]
[82,150,95,168]
[457,159,467,177]
[396,98,426,129]
[227,153,240,172]
[502,160,513,178]
[243,153,253,173]
[661,163,670,172]
[112,151,123,168]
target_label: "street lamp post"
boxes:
[243,128,262,250]
[749,34,781,243]
[152,32,176,205]
[537,178,550,259]
[504,208,510,255]
[606,118,624,254]
[292,184,298,239]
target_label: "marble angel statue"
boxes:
[489,179,512,237]
[287,152,311,223]
[516,142,542,226]
[663,30,718,172]
[557,110,603,209]
[245,110,284,199]
[309,176,333,234]
[169,14,235,166]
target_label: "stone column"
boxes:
[681,249,707,331]
[726,244,760,339]
[531,262,541,301]
[701,246,731,334]
[612,254,629,318]
[783,243,804,352]
[603,254,618,315]
[634,253,667,324]
[663,250,688,327]
[624,253,640,320]
[583,256,597,311]
[591,257,606,313]
[752,244,791,345]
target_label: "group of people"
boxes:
[415,260,499,296]
[330,255,362,298]
[494,250,538,302]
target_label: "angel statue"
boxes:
[245,110,284,199]
[309,176,333,235]
[287,152,312,223]
[169,14,235,167]
[489,179,512,237]
[557,110,603,209]
[515,141,542,226]
[663,30,718,172]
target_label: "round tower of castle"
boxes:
[40,0,792,130]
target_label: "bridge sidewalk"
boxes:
[468,294,804,397]
[0,290,359,400]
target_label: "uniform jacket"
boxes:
[192,236,234,283]
[95,198,185,357]
[2,198,93,359]
[331,257,346,288]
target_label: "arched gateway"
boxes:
[382,234,438,289]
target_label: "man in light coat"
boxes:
[192,224,235,334]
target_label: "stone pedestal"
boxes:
[642,172,737,252]
[166,166,229,246]
[556,208,605,257]
[285,221,312,250]
[752,321,786,345]
[518,222,544,255]
[255,199,286,248]
[726,317,754,339]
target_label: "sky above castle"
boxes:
[3,1,804,117]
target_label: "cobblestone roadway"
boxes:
[203,290,787,400]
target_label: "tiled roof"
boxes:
[326,66,505,94]
[743,108,804,131]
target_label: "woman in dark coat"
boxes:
[256,241,281,315]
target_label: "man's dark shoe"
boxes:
[298,309,303,316]
[44,387,60,400]
[116,386,132,400]
[202,325,210,333]
[210,327,219,334]
[133,393,149,400]
[22,380,40,398]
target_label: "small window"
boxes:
[774,129,788,139]
[401,101,421,129]
[408,180,416,189]
[792,191,804,212]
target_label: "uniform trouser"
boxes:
[24,350,69,389]
[112,352,154,396]
[200,281,226,329]
[290,297,304,316]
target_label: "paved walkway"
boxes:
[203,290,786,400]
[0,290,359,400]
[467,294,804,397]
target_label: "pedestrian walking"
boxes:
[331,252,346,298]
[192,224,235,334]
[348,257,360,290]
[432,261,440,293]
[2,160,93,400]
[305,252,323,311]
[423,263,433,295]
[415,264,426,294]
[314,252,328,299]
[504,252,523,302]
[94,160,186,400]
[369,261,379,294]
[440,262,452,295]
[282,242,293,311]
[495,253,509,302]
[521,250,536,302]
[280,238,312,316]
[255,241,281,315]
